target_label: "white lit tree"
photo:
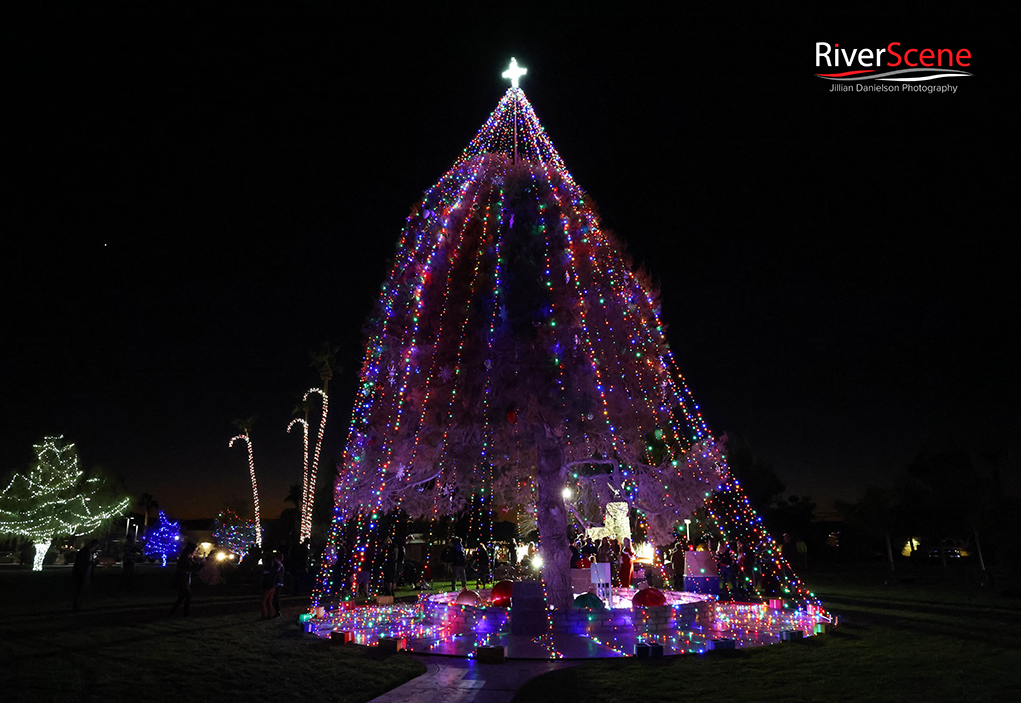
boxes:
[0,436,130,571]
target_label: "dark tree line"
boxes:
[724,435,1017,582]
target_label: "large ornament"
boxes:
[632,587,666,608]
[455,589,481,606]
[490,580,514,607]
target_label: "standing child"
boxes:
[261,551,283,619]
[450,537,467,591]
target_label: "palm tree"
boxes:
[286,483,302,509]
[306,344,336,545]
[138,492,159,528]
[309,342,339,395]
[288,399,311,542]
[229,416,262,547]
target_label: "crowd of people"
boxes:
[65,527,810,615]
[66,535,317,619]
[569,536,637,587]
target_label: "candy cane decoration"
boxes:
[287,416,310,542]
[229,433,262,547]
[302,388,328,543]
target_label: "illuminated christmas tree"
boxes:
[144,510,182,567]
[0,436,129,571]
[318,60,818,610]
[212,507,257,559]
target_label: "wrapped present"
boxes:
[710,638,736,650]
[329,630,354,644]
[634,641,664,658]
[475,645,506,664]
[378,637,406,653]
[780,629,804,642]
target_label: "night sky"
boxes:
[3,4,1015,521]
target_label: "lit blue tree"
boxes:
[144,510,182,566]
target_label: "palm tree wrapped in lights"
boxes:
[287,411,310,540]
[229,417,262,548]
[299,388,328,543]
[292,343,336,544]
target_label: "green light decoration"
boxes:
[0,436,130,571]
[315,61,820,612]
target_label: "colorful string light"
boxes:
[212,507,257,560]
[313,61,822,615]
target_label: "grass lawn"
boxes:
[0,563,425,702]
[513,562,1021,702]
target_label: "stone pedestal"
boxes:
[510,581,549,636]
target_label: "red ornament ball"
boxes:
[455,589,481,606]
[632,587,666,608]
[490,580,514,607]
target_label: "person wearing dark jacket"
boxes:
[72,539,100,612]
[450,537,467,591]
[169,542,204,616]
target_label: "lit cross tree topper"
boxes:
[502,57,527,164]
[0,436,129,571]
[502,57,527,88]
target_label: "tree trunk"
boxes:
[535,439,572,610]
[972,523,986,572]
[32,540,51,571]
[885,531,896,572]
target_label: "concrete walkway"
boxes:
[369,656,573,703]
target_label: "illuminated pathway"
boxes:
[368,657,570,703]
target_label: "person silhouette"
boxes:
[169,542,204,616]
[72,539,100,612]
